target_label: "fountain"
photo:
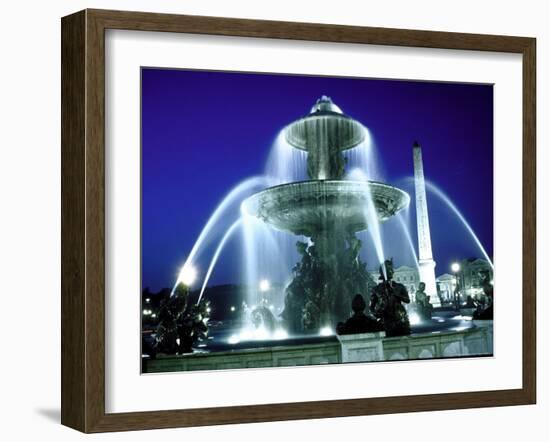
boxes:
[144,95,496,373]
[242,96,410,332]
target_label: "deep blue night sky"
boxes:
[142,68,493,291]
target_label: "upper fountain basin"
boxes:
[241,180,410,237]
[284,113,366,152]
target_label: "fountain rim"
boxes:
[250,178,410,195]
[241,178,411,216]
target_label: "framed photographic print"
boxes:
[61,9,536,433]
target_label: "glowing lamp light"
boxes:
[177,264,198,287]
[451,262,460,273]
[230,306,236,312]
[259,279,271,292]
[319,326,332,337]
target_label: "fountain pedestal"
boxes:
[337,332,386,363]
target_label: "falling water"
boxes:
[175,132,309,306]
[197,219,243,304]
[264,130,308,185]
[241,211,296,310]
[345,134,388,277]
[345,130,384,182]
[399,176,493,270]
[241,213,260,307]
[172,176,269,295]
[237,131,313,310]
[348,168,386,275]
[395,208,420,272]
[424,180,494,269]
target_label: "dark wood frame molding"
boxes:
[61,9,536,433]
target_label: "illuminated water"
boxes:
[197,219,243,304]
[171,176,269,295]
[240,212,298,310]
[170,111,491,344]
[264,131,308,185]
[347,168,386,277]
[344,132,385,182]
[395,208,420,272]
[400,177,494,270]
[424,180,493,269]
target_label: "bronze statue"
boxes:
[415,282,433,320]
[336,294,383,335]
[370,259,411,337]
[473,271,494,320]
[281,235,377,333]
[302,300,321,332]
[154,283,210,355]
[251,305,277,332]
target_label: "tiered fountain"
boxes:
[242,96,410,333]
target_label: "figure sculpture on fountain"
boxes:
[415,282,433,320]
[473,270,494,320]
[370,259,411,337]
[336,294,383,335]
[154,283,210,355]
[281,237,377,334]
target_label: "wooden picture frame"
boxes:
[61,8,536,433]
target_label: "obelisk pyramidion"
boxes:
[413,141,440,307]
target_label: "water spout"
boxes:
[345,131,384,182]
[241,211,295,309]
[172,176,269,295]
[265,130,307,185]
[348,168,386,272]
[197,219,243,304]
[399,176,493,270]
[395,208,420,272]
[424,180,493,269]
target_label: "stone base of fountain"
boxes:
[143,324,493,373]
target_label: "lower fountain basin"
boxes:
[241,180,410,236]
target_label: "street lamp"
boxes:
[177,263,198,287]
[259,279,270,292]
[259,279,271,306]
[451,262,461,310]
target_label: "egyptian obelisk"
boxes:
[413,141,439,307]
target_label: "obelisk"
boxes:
[413,141,439,307]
